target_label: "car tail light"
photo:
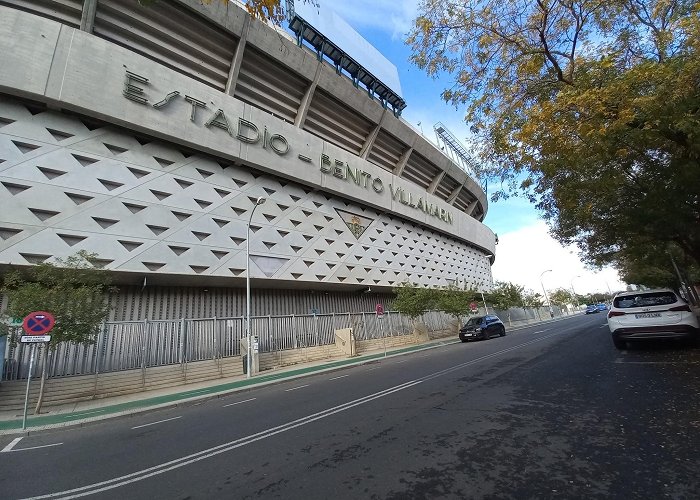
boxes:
[668,304,691,312]
[608,311,625,318]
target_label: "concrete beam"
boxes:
[447,185,462,205]
[394,141,415,177]
[428,171,446,195]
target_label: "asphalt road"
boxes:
[2,314,699,499]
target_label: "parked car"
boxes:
[607,289,699,349]
[459,315,506,342]
[596,303,608,311]
[585,304,599,314]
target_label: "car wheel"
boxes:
[461,339,467,343]
[499,326,506,337]
[612,338,626,350]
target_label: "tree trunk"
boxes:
[34,346,49,415]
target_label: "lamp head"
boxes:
[255,196,266,206]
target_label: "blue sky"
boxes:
[294,0,625,295]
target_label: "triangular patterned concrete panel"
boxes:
[20,253,51,264]
[230,237,245,246]
[30,208,59,221]
[0,227,22,240]
[175,178,194,189]
[150,190,171,201]
[172,211,191,221]
[46,128,74,141]
[12,140,40,154]
[57,233,87,247]
[190,265,208,274]
[119,240,143,252]
[98,179,124,191]
[229,268,245,276]
[169,246,189,256]
[213,218,229,228]
[2,181,31,195]
[195,199,212,209]
[147,224,168,235]
[38,167,66,179]
[65,192,93,205]
[124,202,146,213]
[103,143,128,155]
[128,167,150,178]
[154,157,174,168]
[93,217,118,228]
[250,255,289,277]
[335,208,374,240]
[211,250,228,260]
[143,262,165,271]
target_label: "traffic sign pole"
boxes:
[22,344,37,430]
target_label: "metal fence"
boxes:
[2,306,572,381]
[1,310,422,381]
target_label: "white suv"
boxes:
[607,289,699,349]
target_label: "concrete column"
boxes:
[225,12,251,96]
[466,198,480,215]
[447,185,463,205]
[394,143,414,177]
[295,61,323,128]
[80,0,98,33]
[360,110,388,159]
[428,171,446,194]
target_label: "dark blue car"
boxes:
[585,304,598,314]
[459,315,506,342]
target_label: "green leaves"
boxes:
[1,252,113,348]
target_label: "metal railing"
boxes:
[1,306,569,381]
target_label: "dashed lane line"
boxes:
[222,398,256,408]
[328,375,349,381]
[284,384,309,392]
[131,416,182,430]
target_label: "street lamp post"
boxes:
[246,196,266,379]
[570,275,581,312]
[540,269,553,318]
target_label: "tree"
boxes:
[0,252,113,413]
[408,1,700,271]
[549,288,574,309]
[522,290,545,320]
[487,281,524,325]
[435,285,481,330]
[391,283,437,322]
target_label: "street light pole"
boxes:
[570,275,581,311]
[540,269,553,318]
[246,196,266,379]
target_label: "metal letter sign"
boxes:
[376,303,384,318]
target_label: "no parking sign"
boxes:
[20,311,55,343]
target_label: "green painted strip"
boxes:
[0,340,455,431]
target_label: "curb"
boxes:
[0,314,582,434]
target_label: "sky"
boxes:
[296,0,626,296]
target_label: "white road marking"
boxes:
[614,360,698,364]
[285,384,309,392]
[12,442,64,452]
[394,359,409,364]
[3,438,64,453]
[222,398,256,408]
[1,437,23,453]
[328,374,349,381]
[131,416,182,430]
[533,329,549,334]
[25,333,561,500]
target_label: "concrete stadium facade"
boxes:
[0,0,496,321]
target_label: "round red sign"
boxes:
[22,311,56,335]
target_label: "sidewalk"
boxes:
[0,314,576,435]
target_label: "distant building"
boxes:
[0,0,495,320]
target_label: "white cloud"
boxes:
[314,0,418,40]
[491,222,626,296]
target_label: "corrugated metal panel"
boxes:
[93,0,236,91]
[304,89,373,156]
[367,129,406,173]
[234,47,308,123]
[0,0,82,27]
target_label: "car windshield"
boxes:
[466,316,484,326]
[613,292,676,309]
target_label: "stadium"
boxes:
[0,0,495,322]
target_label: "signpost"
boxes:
[376,304,386,357]
[469,302,478,313]
[21,311,55,430]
